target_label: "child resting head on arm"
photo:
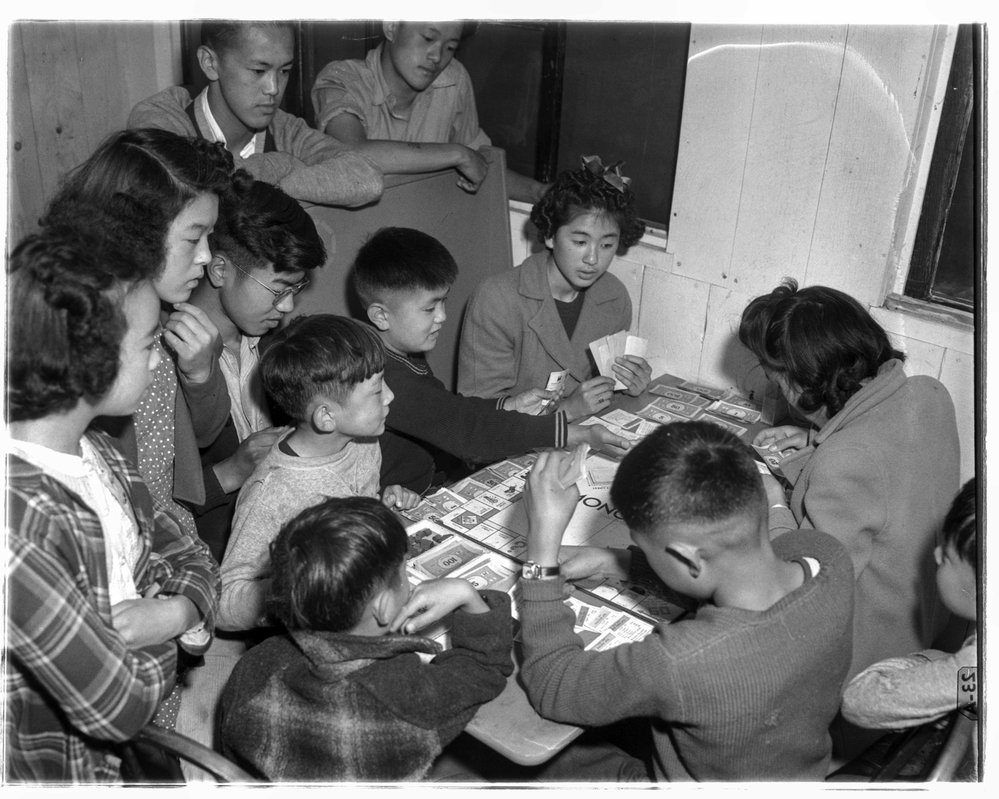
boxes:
[841,477,978,731]
[219,495,513,782]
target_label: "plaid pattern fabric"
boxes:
[5,430,220,783]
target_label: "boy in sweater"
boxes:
[518,421,855,781]
[219,496,513,781]
[219,314,418,633]
[352,226,630,488]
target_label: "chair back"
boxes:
[118,724,260,783]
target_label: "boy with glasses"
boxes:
[171,175,327,770]
[186,174,326,563]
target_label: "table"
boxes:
[402,373,774,766]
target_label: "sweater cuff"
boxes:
[520,573,567,602]
[768,504,798,533]
[553,411,568,449]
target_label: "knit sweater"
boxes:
[383,348,567,472]
[771,359,959,679]
[219,590,513,782]
[128,85,383,207]
[219,433,381,631]
[519,531,854,781]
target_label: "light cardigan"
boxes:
[770,359,960,680]
[457,251,632,401]
[128,85,383,208]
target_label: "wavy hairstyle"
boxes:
[41,128,234,281]
[6,229,136,422]
[738,279,904,418]
[211,173,326,275]
[266,496,407,632]
[530,162,646,254]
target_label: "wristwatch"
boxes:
[521,561,561,580]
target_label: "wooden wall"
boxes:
[7,20,180,246]
[511,24,975,483]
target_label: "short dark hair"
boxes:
[266,496,408,632]
[41,128,234,282]
[211,175,326,275]
[6,230,136,422]
[942,478,977,570]
[610,421,766,535]
[738,279,905,418]
[352,227,457,308]
[531,161,646,254]
[200,20,296,54]
[259,314,385,423]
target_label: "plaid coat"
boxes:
[219,591,513,781]
[5,429,220,783]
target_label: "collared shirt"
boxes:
[219,335,272,441]
[311,44,491,149]
[197,88,266,159]
[6,430,218,783]
[8,438,141,605]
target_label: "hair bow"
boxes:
[581,154,632,193]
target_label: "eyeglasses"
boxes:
[229,261,310,308]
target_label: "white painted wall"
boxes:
[509,24,974,483]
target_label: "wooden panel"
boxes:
[18,21,94,201]
[938,349,975,484]
[293,150,512,392]
[668,25,762,285]
[729,25,847,297]
[698,283,761,395]
[7,25,45,243]
[635,268,710,383]
[74,22,127,146]
[606,256,644,335]
[891,333,945,380]
[807,26,938,304]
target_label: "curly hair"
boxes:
[530,162,646,253]
[6,230,131,422]
[266,496,407,632]
[41,128,234,281]
[211,174,326,275]
[259,314,385,423]
[738,279,905,418]
[942,478,977,570]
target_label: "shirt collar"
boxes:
[368,43,460,112]
[197,88,266,159]
[7,437,87,476]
